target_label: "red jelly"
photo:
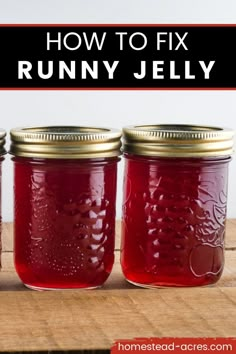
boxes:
[121,125,234,287]
[10,126,121,290]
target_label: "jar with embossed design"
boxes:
[121,125,234,287]
[10,126,121,290]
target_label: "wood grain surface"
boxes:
[0,221,236,352]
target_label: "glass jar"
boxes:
[0,130,6,270]
[10,126,121,290]
[121,124,234,288]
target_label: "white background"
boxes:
[1,0,236,221]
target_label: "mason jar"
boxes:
[121,124,234,287]
[10,126,121,290]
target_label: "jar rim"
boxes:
[10,126,122,159]
[122,124,235,158]
[0,129,6,156]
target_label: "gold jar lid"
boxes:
[122,124,235,157]
[0,129,6,156]
[10,126,121,159]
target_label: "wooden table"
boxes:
[1,220,236,352]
